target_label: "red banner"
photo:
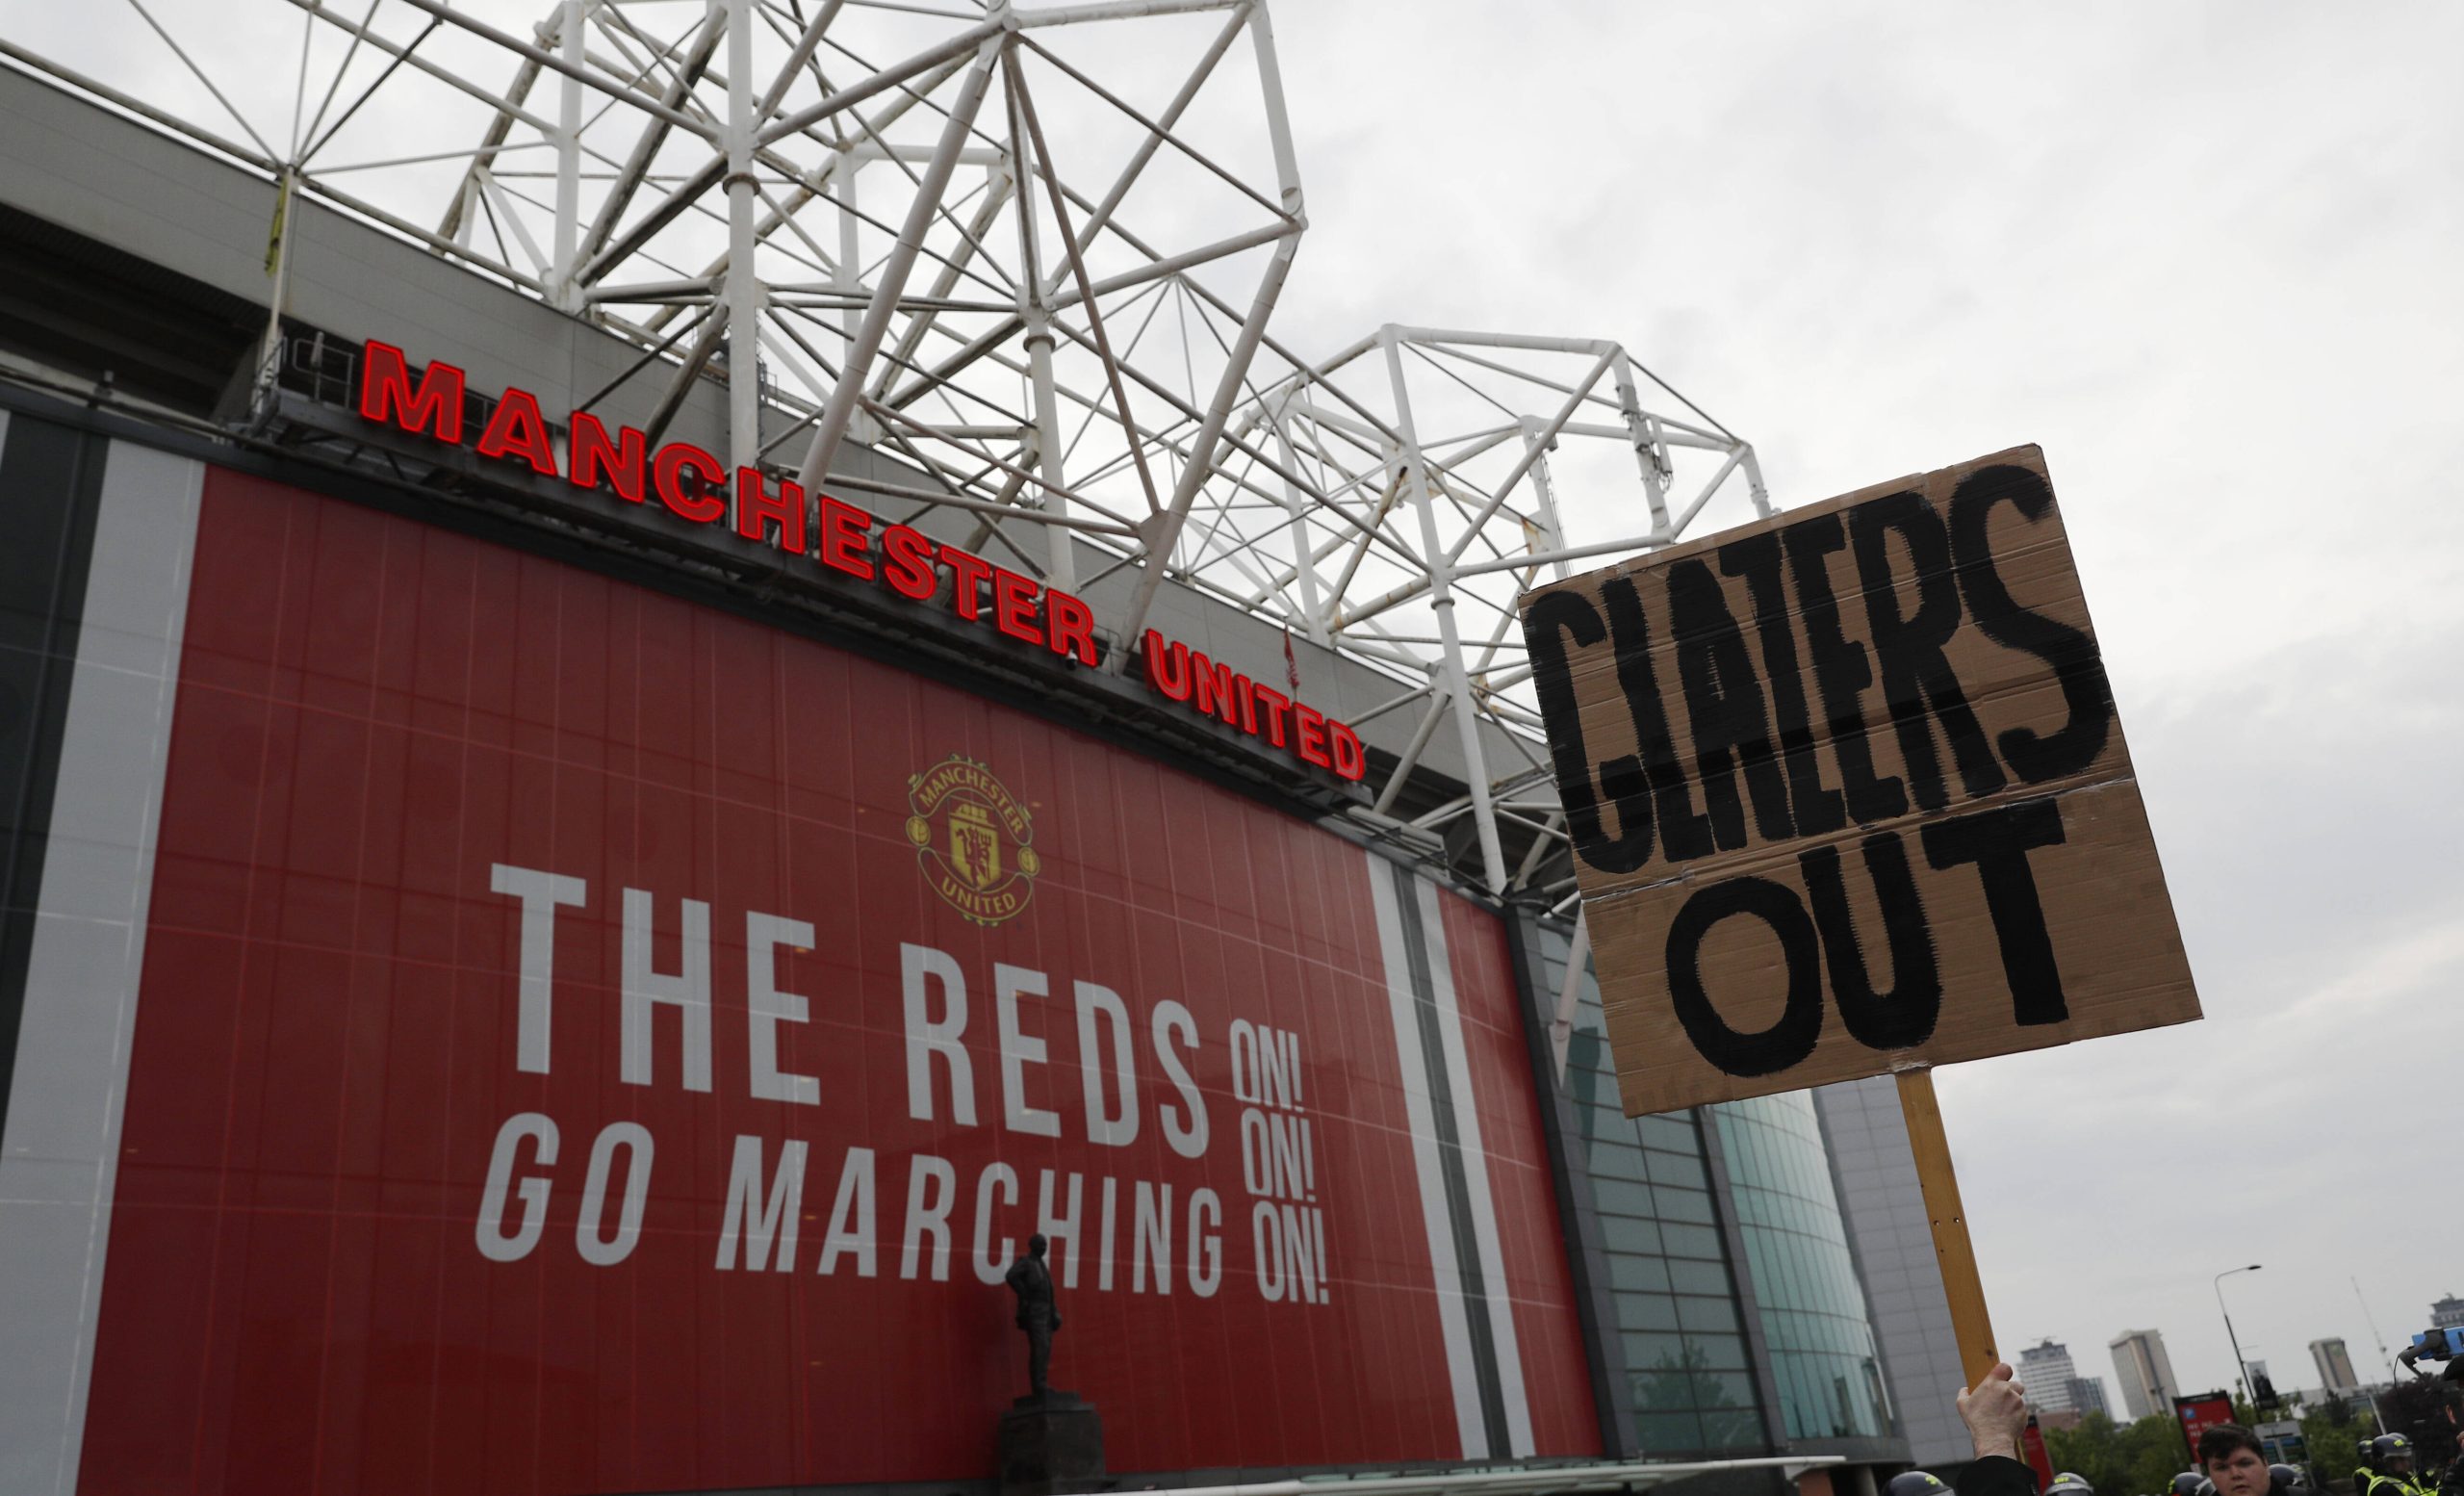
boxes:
[73,469,1596,1494]
[2176,1393,2238,1464]
[2024,1416,2056,1490]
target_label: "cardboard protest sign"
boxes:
[1521,446,2199,1115]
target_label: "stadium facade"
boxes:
[0,38,1949,1496]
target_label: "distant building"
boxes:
[2020,1340,2085,1416]
[2312,1338,2360,1393]
[2434,1296,2464,1330]
[2112,1329,2179,1421]
[2069,1376,2112,1419]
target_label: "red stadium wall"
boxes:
[73,467,1599,1495]
[1437,895,1602,1459]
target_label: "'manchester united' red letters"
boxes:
[359,341,1365,781]
[356,341,1099,670]
[1142,631,1368,782]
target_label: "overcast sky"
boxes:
[14,0,2461,1418]
[1258,0,2462,1404]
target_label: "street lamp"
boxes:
[2216,1265,2263,1413]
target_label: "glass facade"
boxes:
[1713,1095,1894,1441]
[1539,929,1765,1457]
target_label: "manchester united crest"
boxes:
[906,756,1040,926]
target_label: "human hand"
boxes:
[1956,1362,2027,1462]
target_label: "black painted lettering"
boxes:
[1600,577,1714,863]
[1526,589,1655,874]
[1722,531,1846,838]
[1783,514,1907,825]
[1799,833,1941,1050]
[1849,491,2008,811]
[1920,795,2069,1025]
[1668,560,1796,849]
[1946,464,2115,784]
[1664,877,1824,1076]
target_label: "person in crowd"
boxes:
[2430,1446,2464,1496]
[2197,1425,2275,1496]
[2365,1434,2426,1496]
[1953,1362,2036,1496]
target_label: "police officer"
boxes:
[2046,1472,2094,1496]
[1888,1473,1951,1496]
[2366,1435,2425,1496]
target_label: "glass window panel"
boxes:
[1635,1370,1695,1419]
[1591,1178,1656,1218]
[1635,1115,1697,1153]
[1656,1187,1714,1222]
[1676,1294,1739,1333]
[1657,1187,1715,1225]
[1635,1410,1706,1454]
[1646,1148,1709,1191]
[1615,1291,1680,1330]
[1684,1332,1748,1369]
[1623,1333,1690,1380]
[1602,1215,1664,1255]
[1587,1141,1649,1181]
[1662,1223,1724,1260]
[1605,1254,1671,1294]
[1583,1099,1633,1134]
[1668,1258,1730,1296]
[1701,1407,1765,1451]
[1571,1105,1606,1146]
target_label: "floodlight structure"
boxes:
[1192,328,1770,900]
[16,0,1308,616]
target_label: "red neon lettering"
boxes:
[880,525,938,601]
[568,411,646,503]
[357,340,465,443]
[735,468,808,553]
[475,387,559,477]
[1293,702,1332,769]
[652,443,727,523]
[941,547,991,621]
[1143,631,1192,701]
[1328,720,1367,781]
[1250,684,1292,748]
[992,569,1043,647]
[817,496,874,580]
[1189,653,1242,726]
[1045,591,1097,667]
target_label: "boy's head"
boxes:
[2198,1425,2271,1496]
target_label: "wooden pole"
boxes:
[1896,1066,2000,1389]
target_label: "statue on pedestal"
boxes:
[1004,1233,1062,1398]
[995,1233,1102,1496]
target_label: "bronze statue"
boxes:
[1003,1233,1062,1398]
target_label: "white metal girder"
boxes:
[11,1,1772,899]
